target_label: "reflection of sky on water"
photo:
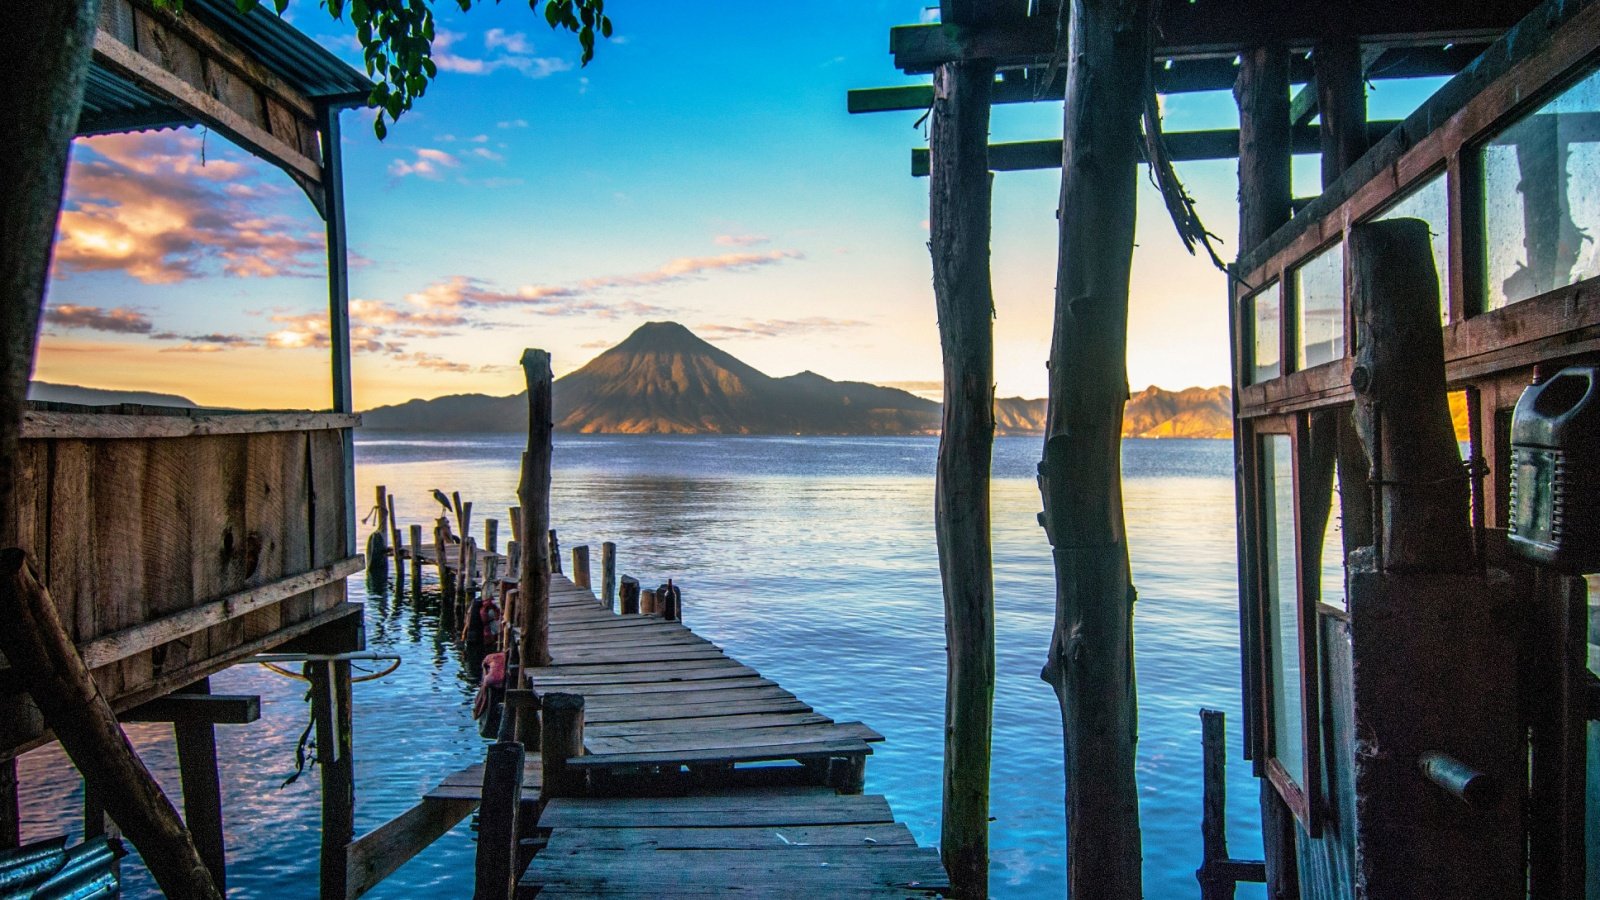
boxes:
[19,434,1261,898]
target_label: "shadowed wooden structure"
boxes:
[854,0,1598,897]
[0,3,372,897]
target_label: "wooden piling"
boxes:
[540,693,586,801]
[548,529,562,574]
[640,588,657,616]
[0,758,17,849]
[929,50,998,900]
[508,506,522,543]
[473,742,524,900]
[1197,709,1233,900]
[309,659,355,900]
[600,542,617,609]
[572,545,591,592]
[437,521,456,609]
[504,688,540,747]
[486,519,499,554]
[518,350,554,669]
[0,550,221,899]
[1035,3,1153,897]
[174,679,228,893]
[387,493,401,563]
[618,576,640,615]
[409,524,423,599]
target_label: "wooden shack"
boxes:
[854,0,1597,897]
[1,1,372,895]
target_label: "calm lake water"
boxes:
[18,434,1264,898]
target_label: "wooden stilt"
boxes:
[486,519,499,555]
[1314,35,1368,188]
[409,524,423,600]
[600,542,616,610]
[1036,3,1153,897]
[548,530,562,575]
[519,351,554,669]
[572,545,590,593]
[928,52,997,900]
[473,742,524,900]
[174,679,227,893]
[0,550,220,899]
[308,659,355,900]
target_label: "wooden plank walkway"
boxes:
[519,576,948,897]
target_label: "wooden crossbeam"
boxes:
[122,693,260,725]
[890,2,1529,73]
[909,120,1400,175]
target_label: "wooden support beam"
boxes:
[0,550,220,899]
[600,542,616,610]
[123,692,261,725]
[472,742,524,900]
[889,4,1525,74]
[928,57,996,900]
[540,693,587,800]
[908,121,1400,174]
[1036,2,1150,898]
[1197,709,1233,900]
[1315,35,1370,187]
[518,350,554,669]
[173,680,227,893]
[309,658,355,900]
[346,797,477,900]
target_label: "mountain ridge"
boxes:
[361,322,1233,438]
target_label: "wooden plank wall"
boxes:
[1,425,351,756]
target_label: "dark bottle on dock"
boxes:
[1508,365,1600,573]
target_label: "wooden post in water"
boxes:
[409,524,424,600]
[458,503,474,602]
[572,545,590,592]
[173,679,228,893]
[473,742,524,900]
[1036,3,1152,896]
[548,530,562,575]
[508,506,522,544]
[928,43,997,899]
[519,350,554,668]
[0,550,221,899]
[387,493,401,562]
[618,576,640,615]
[486,519,499,555]
[640,588,657,616]
[1197,709,1234,900]
[366,485,389,582]
[600,542,617,609]
[436,520,456,610]
[540,693,586,800]
[308,659,355,900]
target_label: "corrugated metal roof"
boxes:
[80,0,373,133]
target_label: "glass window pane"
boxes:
[1252,285,1281,383]
[1482,66,1600,310]
[1261,434,1305,786]
[1378,173,1451,323]
[1295,243,1345,370]
[1320,472,1346,612]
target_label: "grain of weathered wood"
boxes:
[569,739,874,771]
[584,699,814,725]
[346,797,477,900]
[519,350,554,668]
[543,822,917,852]
[20,410,357,440]
[540,793,895,828]
[587,712,831,739]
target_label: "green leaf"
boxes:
[374,114,387,140]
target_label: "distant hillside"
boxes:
[27,381,196,407]
[361,323,1233,438]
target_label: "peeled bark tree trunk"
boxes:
[1036,1,1151,896]
[0,0,100,548]
[928,59,996,900]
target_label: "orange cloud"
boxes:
[54,131,323,284]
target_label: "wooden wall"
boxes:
[0,412,359,757]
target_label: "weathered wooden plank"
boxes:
[584,698,815,724]
[588,712,831,739]
[571,738,874,771]
[45,440,95,644]
[586,722,882,755]
[540,793,896,828]
[529,666,763,688]
[21,410,357,440]
[77,557,362,669]
[568,685,792,705]
[346,798,477,900]
[122,693,259,724]
[543,823,918,851]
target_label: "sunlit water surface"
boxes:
[19,435,1263,898]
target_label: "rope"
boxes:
[256,656,402,684]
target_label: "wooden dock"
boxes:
[517,575,948,897]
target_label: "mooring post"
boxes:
[572,545,591,593]
[436,520,456,610]
[600,542,617,610]
[409,524,423,600]
[486,518,499,555]
[540,693,586,801]
[618,576,640,615]
[518,351,554,669]
[473,741,524,900]
[174,679,228,893]
[548,530,561,574]
[386,493,401,564]
[508,506,522,544]
[640,588,657,616]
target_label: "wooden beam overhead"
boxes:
[889,1,1533,73]
[909,120,1401,175]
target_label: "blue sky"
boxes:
[37,1,1446,410]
